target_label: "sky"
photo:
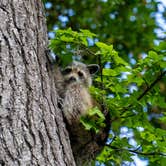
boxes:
[155,0,166,40]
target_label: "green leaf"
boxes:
[148,50,159,60]
[80,107,105,133]
[114,54,129,66]
[95,42,113,51]
[160,61,166,68]
[80,117,94,130]
[161,157,166,166]
[155,41,166,51]
[80,29,97,38]
[60,35,74,42]
[102,68,118,76]
[88,107,105,121]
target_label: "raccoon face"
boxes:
[62,61,99,87]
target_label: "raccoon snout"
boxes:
[69,76,77,82]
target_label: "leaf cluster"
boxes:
[44,0,162,59]
[49,28,166,165]
[80,107,106,133]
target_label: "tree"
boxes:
[44,0,166,165]
[1,0,166,166]
[0,1,75,165]
[49,27,166,166]
[44,0,161,59]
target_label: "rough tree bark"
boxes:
[0,0,76,165]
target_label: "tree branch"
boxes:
[109,145,166,157]
[120,70,166,114]
[137,70,166,101]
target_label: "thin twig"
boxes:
[120,70,166,115]
[137,70,166,101]
[109,145,166,157]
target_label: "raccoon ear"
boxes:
[87,64,100,75]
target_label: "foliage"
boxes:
[44,0,162,59]
[49,28,166,165]
[80,107,106,133]
[44,0,166,165]
[49,28,97,66]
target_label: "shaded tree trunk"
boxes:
[0,0,75,165]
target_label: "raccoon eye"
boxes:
[78,71,84,77]
[63,68,72,75]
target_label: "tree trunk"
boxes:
[0,0,75,165]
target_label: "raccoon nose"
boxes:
[69,76,76,82]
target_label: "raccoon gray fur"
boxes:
[55,61,109,165]
[62,61,99,125]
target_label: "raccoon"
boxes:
[62,61,99,125]
[55,61,109,165]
